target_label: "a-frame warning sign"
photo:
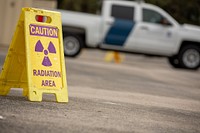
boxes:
[0,8,68,103]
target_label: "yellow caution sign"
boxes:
[0,8,68,103]
[104,51,124,64]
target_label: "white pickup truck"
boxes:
[58,0,200,70]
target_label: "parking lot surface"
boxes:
[0,48,200,133]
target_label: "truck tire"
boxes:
[63,34,83,57]
[178,45,200,70]
[168,56,181,68]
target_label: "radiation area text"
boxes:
[33,69,61,87]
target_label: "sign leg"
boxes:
[0,86,10,96]
[28,89,42,102]
[55,90,68,103]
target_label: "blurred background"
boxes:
[0,1,200,132]
[0,0,200,47]
[58,0,200,26]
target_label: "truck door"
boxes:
[101,4,136,50]
[134,7,179,55]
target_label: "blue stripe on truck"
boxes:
[104,19,135,46]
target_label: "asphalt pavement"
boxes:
[0,47,200,133]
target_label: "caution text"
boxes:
[30,24,58,38]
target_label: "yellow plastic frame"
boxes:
[0,8,68,103]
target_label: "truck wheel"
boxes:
[63,34,83,57]
[168,56,181,68]
[178,45,200,70]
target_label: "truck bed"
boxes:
[58,9,102,46]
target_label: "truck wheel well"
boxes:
[62,26,86,47]
[180,41,200,50]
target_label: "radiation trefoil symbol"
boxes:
[35,40,56,67]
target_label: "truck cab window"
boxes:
[143,8,171,25]
[111,5,134,20]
